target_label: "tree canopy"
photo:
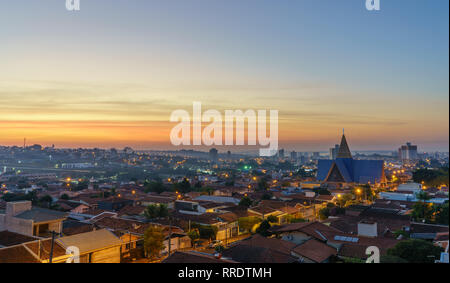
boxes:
[387,239,443,263]
[144,204,169,220]
[143,225,166,259]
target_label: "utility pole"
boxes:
[168,217,172,256]
[49,231,55,263]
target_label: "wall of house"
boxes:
[48,221,63,234]
[90,246,121,263]
[358,222,377,237]
[6,201,32,216]
[5,216,33,235]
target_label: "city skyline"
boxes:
[0,0,448,151]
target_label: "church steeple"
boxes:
[337,130,352,158]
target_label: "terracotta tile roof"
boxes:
[0,245,40,263]
[315,195,335,202]
[435,232,449,242]
[117,205,146,216]
[328,210,411,236]
[171,211,222,225]
[24,239,67,261]
[338,244,368,259]
[222,234,297,263]
[0,231,37,247]
[411,223,449,234]
[93,215,184,236]
[270,221,343,241]
[218,212,239,223]
[140,195,175,204]
[89,211,117,222]
[292,239,337,263]
[248,205,278,215]
[62,220,95,236]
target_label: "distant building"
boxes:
[329,144,340,160]
[278,149,285,158]
[398,142,418,161]
[290,151,297,160]
[209,148,218,162]
[317,133,386,186]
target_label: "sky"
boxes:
[0,0,448,152]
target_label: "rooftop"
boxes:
[14,207,68,223]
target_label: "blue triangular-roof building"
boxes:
[317,133,386,186]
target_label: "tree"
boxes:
[318,207,330,220]
[144,204,169,220]
[387,239,443,263]
[256,220,272,237]
[316,188,331,195]
[174,178,191,193]
[380,255,408,263]
[337,193,354,207]
[238,216,262,233]
[257,179,269,191]
[261,192,272,200]
[145,181,166,194]
[187,229,200,248]
[436,203,449,225]
[215,245,225,254]
[411,191,434,223]
[239,197,253,208]
[413,167,449,187]
[143,225,166,259]
[60,194,70,200]
[190,223,218,240]
[38,195,53,208]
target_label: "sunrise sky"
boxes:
[0,0,448,152]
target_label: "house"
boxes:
[247,205,288,224]
[117,205,147,220]
[0,201,67,237]
[0,230,37,248]
[56,229,123,263]
[269,221,399,262]
[140,195,175,208]
[222,234,297,263]
[92,215,191,257]
[62,220,96,236]
[410,222,449,240]
[97,197,134,211]
[0,232,69,263]
[193,195,241,205]
[55,200,90,214]
[291,238,337,263]
[325,207,411,237]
